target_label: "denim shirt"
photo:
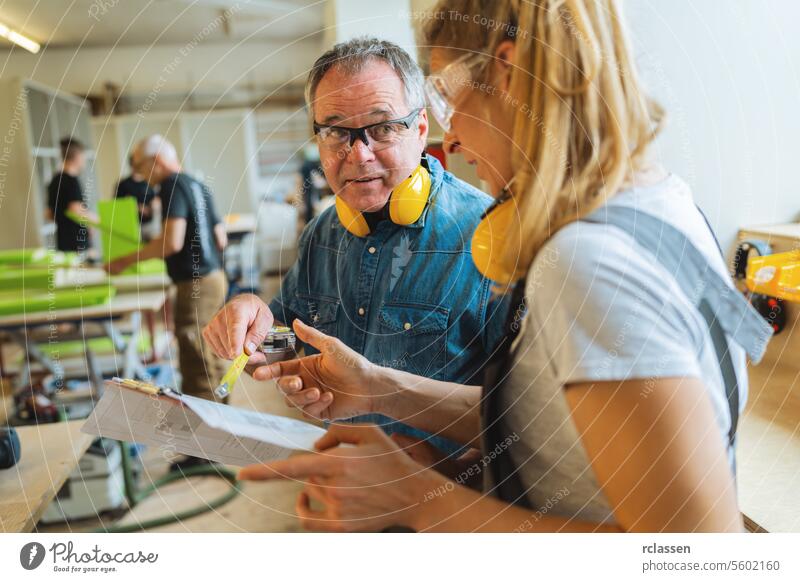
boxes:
[269,154,511,453]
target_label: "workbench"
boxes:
[0,289,167,392]
[0,421,93,532]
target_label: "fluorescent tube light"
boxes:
[0,21,40,54]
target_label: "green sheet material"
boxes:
[0,247,114,312]
[129,258,167,274]
[97,199,166,276]
[0,248,80,267]
[96,198,143,256]
[0,285,116,316]
[65,208,140,245]
[0,266,51,290]
[29,333,152,360]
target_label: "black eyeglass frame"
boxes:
[312,108,423,149]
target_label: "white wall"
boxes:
[324,0,416,54]
[625,0,800,251]
[91,109,260,214]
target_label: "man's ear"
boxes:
[492,40,516,92]
[417,107,430,143]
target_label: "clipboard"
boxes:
[81,378,326,466]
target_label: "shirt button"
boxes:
[368,246,377,254]
[312,314,319,323]
[358,307,366,316]
[403,322,412,330]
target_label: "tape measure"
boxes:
[260,326,296,354]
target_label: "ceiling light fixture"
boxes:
[0,21,41,54]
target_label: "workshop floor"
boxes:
[3,274,314,532]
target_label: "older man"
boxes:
[203,38,508,453]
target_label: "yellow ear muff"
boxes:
[471,195,527,285]
[335,196,371,237]
[335,164,432,237]
[389,164,431,226]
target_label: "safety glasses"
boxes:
[313,109,422,152]
[424,53,485,131]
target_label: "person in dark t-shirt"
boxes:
[104,135,228,424]
[115,155,160,235]
[46,138,97,252]
[156,171,223,282]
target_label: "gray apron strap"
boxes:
[582,206,774,448]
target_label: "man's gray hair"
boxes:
[305,37,425,120]
[138,134,178,163]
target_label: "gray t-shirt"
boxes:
[498,174,747,525]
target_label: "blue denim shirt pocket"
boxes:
[377,301,450,380]
[295,293,340,338]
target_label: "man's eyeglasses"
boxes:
[313,109,422,152]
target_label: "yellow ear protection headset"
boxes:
[335,161,432,237]
[336,159,526,286]
[471,185,527,285]
[733,239,786,334]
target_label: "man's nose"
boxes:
[443,130,461,155]
[345,138,377,163]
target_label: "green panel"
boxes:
[33,333,152,359]
[97,198,141,261]
[96,199,166,275]
[0,248,79,267]
[0,286,116,316]
[122,258,166,275]
[0,266,51,290]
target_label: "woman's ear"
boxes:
[492,40,516,92]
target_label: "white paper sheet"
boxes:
[81,382,326,466]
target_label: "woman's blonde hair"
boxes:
[422,0,664,277]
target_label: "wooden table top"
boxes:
[739,223,800,251]
[0,421,94,532]
[738,363,800,532]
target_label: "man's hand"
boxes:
[253,319,382,421]
[238,424,444,532]
[202,293,274,361]
[104,255,134,275]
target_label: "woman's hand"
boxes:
[253,319,387,421]
[238,424,446,532]
[391,434,484,487]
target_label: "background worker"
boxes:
[298,143,327,224]
[105,135,228,403]
[46,137,97,253]
[115,154,161,241]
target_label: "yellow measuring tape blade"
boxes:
[214,352,249,398]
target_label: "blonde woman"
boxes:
[236,0,772,532]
